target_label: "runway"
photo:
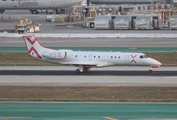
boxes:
[0,66,177,86]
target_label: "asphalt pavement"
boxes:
[0,66,176,87]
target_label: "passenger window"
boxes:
[140,55,144,59]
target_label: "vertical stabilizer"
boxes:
[22,34,44,59]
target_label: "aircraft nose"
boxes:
[152,59,162,66]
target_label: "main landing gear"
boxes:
[76,67,90,73]
[0,10,5,14]
[149,68,153,73]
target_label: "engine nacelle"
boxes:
[42,51,66,59]
[0,10,5,14]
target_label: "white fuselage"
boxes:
[37,48,161,68]
[0,0,83,10]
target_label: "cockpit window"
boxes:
[140,55,149,59]
[144,55,149,58]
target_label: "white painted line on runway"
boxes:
[164,77,177,79]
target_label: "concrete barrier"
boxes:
[45,33,58,38]
[97,34,126,38]
[0,33,6,37]
[59,34,70,38]
[12,34,21,38]
[155,34,177,38]
[40,33,48,38]
[69,34,84,38]
[5,33,13,37]
[34,33,42,38]
[127,33,155,38]
[1,32,177,38]
[81,34,97,38]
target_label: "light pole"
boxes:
[83,9,86,27]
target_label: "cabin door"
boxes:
[89,54,92,60]
[124,55,129,65]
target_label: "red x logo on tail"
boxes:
[25,35,41,59]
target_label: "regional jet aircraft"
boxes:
[21,34,162,73]
[0,0,83,14]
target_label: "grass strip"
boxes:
[0,86,177,102]
[0,52,177,66]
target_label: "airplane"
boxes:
[82,0,163,6]
[20,34,162,73]
[90,0,162,4]
[0,0,83,14]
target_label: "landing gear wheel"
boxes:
[149,69,152,73]
[90,23,94,28]
[76,69,81,73]
[83,68,90,72]
[31,10,38,14]
[83,68,88,72]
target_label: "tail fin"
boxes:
[21,34,44,59]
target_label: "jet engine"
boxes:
[0,10,5,14]
[42,51,66,59]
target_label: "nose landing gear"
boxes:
[149,65,161,73]
[76,67,90,73]
[149,67,153,73]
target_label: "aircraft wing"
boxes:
[60,61,112,67]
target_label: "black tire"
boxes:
[90,23,94,28]
[149,69,152,73]
[76,69,81,73]
[0,10,5,14]
[83,68,88,72]
[31,10,38,14]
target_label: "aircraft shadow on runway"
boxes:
[0,70,177,76]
